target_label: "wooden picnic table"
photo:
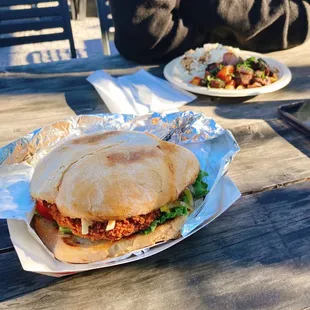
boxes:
[0,41,310,309]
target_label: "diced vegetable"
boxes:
[106,220,116,231]
[160,205,170,213]
[223,52,239,66]
[81,219,92,235]
[243,56,256,67]
[36,200,54,221]
[270,76,277,83]
[190,77,202,85]
[207,62,223,75]
[59,226,72,234]
[226,80,236,88]
[254,70,265,78]
[216,65,234,83]
[186,54,277,90]
[225,84,235,89]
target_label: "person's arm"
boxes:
[183,0,310,52]
[110,0,310,63]
[109,0,205,63]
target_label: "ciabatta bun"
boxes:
[31,131,199,220]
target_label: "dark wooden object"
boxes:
[0,0,76,58]
[0,41,309,308]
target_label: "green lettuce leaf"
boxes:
[183,188,194,207]
[142,206,188,235]
[142,170,209,235]
[191,170,209,199]
[59,226,72,234]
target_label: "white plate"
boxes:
[163,50,292,97]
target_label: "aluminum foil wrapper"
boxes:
[0,111,240,275]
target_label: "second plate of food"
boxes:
[163,44,292,97]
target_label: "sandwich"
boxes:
[30,130,208,263]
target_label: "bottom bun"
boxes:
[33,215,187,264]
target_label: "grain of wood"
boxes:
[228,119,310,193]
[0,251,58,303]
[0,41,310,133]
[1,182,309,309]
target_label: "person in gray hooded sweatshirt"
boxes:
[109,0,310,63]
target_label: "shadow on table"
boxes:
[67,183,310,309]
[2,178,310,307]
[2,55,163,76]
[26,49,86,65]
[1,63,309,155]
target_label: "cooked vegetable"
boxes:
[223,52,239,66]
[225,84,235,90]
[190,77,202,86]
[206,63,223,76]
[270,76,278,83]
[226,80,236,87]
[189,53,278,90]
[216,65,234,83]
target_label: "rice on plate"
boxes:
[175,44,242,83]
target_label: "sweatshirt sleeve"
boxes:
[182,0,310,52]
[109,0,310,63]
[109,0,205,63]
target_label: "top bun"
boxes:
[31,131,199,220]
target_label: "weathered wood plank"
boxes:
[0,251,59,302]
[0,220,12,252]
[1,182,309,308]
[228,118,310,194]
[1,67,309,130]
